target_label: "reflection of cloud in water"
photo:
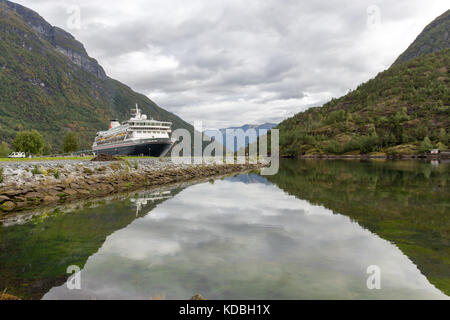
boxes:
[44,176,448,300]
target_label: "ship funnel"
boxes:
[110,120,120,129]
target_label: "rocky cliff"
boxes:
[394,9,449,65]
[1,0,106,80]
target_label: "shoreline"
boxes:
[288,154,450,160]
[0,158,267,215]
[0,171,251,227]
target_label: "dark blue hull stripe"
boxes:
[93,142,172,157]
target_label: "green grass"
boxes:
[0,156,160,162]
[120,156,156,159]
[0,156,94,162]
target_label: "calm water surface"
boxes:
[0,160,448,299]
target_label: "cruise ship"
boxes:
[92,105,174,157]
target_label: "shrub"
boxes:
[324,140,341,154]
[32,165,42,175]
[83,167,94,175]
[110,163,121,171]
[0,142,11,158]
[359,135,379,154]
[419,136,433,153]
[342,138,360,153]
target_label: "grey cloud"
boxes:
[13,0,450,128]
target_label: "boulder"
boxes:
[0,195,10,203]
[1,201,16,212]
[25,192,41,199]
[77,189,90,196]
[63,189,78,196]
[43,196,59,204]
[91,154,121,162]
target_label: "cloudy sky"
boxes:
[13,0,449,128]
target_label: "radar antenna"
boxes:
[131,103,142,119]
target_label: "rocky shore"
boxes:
[0,158,267,215]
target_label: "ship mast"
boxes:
[131,103,142,120]
[135,103,141,118]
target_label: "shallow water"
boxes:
[1,160,449,299]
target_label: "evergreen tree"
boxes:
[419,137,433,153]
[439,128,447,145]
[63,132,79,153]
[0,142,11,158]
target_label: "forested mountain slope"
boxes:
[277,11,449,157]
[0,0,193,151]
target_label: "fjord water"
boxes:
[0,160,448,300]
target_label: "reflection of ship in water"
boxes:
[130,191,173,215]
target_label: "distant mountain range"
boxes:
[277,10,449,157]
[0,0,194,152]
[204,123,277,152]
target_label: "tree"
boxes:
[324,139,341,154]
[360,134,379,154]
[63,132,79,153]
[439,128,447,145]
[0,141,11,158]
[419,136,433,154]
[13,130,44,155]
[43,143,53,156]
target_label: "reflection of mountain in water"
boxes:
[268,159,450,296]
[225,173,271,185]
[43,173,447,300]
[0,187,180,299]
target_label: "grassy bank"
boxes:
[0,156,160,162]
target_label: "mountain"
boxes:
[277,11,449,157]
[0,0,193,152]
[225,123,278,132]
[394,10,450,65]
[204,123,277,152]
